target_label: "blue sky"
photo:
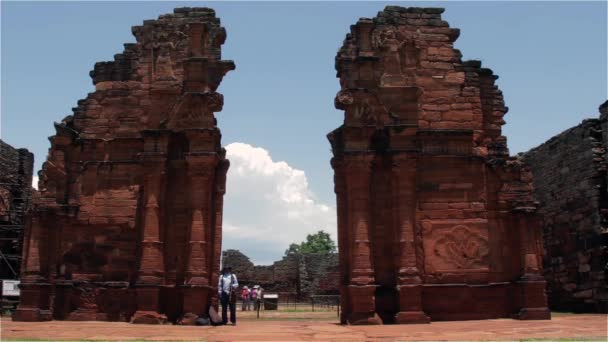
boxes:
[1,1,607,264]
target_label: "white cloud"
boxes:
[222,142,336,265]
[32,176,39,190]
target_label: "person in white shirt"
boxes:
[217,266,238,325]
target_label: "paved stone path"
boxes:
[1,314,606,341]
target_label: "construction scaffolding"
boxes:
[0,183,31,280]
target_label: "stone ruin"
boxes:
[522,101,608,313]
[13,7,234,324]
[328,6,550,324]
[222,249,339,299]
[16,3,602,325]
[0,139,34,280]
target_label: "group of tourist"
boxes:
[240,284,263,311]
[217,266,264,326]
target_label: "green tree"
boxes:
[284,230,336,256]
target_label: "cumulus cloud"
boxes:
[32,176,39,190]
[222,142,336,265]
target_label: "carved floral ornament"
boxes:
[433,225,489,269]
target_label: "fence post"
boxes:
[337,296,340,318]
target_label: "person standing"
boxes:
[241,286,250,311]
[218,266,239,325]
[250,285,258,310]
[258,286,264,311]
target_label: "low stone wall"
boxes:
[221,249,339,299]
[522,101,607,312]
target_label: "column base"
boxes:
[515,278,550,320]
[12,308,52,322]
[12,283,52,321]
[396,284,428,324]
[395,311,430,324]
[132,285,165,324]
[180,285,211,324]
[131,310,168,324]
[346,284,381,325]
[516,308,551,320]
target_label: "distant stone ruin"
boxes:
[328,6,550,324]
[221,249,339,299]
[523,101,608,313]
[14,7,234,324]
[0,139,34,280]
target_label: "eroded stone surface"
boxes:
[13,7,234,324]
[523,101,608,313]
[328,6,550,324]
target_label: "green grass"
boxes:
[242,316,337,321]
[520,338,606,342]
[274,308,335,313]
[5,340,205,342]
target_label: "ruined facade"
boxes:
[0,140,34,279]
[522,101,607,313]
[14,7,233,324]
[328,6,550,324]
[222,249,339,298]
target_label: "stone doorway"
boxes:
[375,286,398,324]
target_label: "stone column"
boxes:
[132,153,167,324]
[392,154,430,324]
[182,152,218,317]
[13,214,52,321]
[209,158,229,310]
[344,154,381,324]
[331,158,350,324]
[516,213,551,320]
[356,19,374,56]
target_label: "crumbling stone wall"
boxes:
[222,250,339,298]
[14,7,234,324]
[522,101,608,313]
[329,6,549,324]
[0,139,34,279]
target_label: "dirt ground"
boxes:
[1,311,606,341]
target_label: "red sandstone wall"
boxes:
[329,6,549,324]
[14,7,233,324]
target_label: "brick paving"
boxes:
[1,313,606,341]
